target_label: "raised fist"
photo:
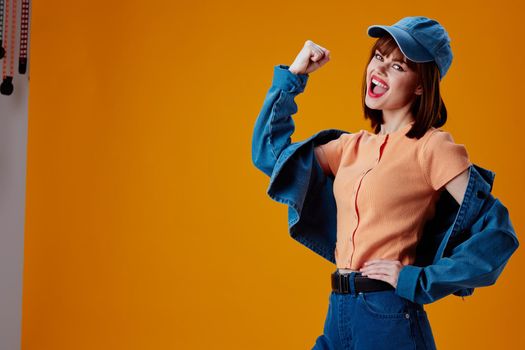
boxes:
[288,40,331,75]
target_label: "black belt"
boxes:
[331,270,394,294]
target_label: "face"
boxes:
[365,47,423,112]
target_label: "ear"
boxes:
[414,83,423,96]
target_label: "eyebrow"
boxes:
[376,49,408,65]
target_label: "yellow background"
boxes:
[24,0,524,349]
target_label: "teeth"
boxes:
[372,78,388,89]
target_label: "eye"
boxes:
[393,64,405,72]
[374,52,405,72]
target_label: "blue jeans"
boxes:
[312,272,437,350]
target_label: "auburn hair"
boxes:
[361,33,447,139]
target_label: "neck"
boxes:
[379,109,415,135]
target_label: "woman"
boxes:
[288,16,463,349]
[302,16,471,349]
[252,15,519,350]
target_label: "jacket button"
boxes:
[477,190,487,199]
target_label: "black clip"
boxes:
[340,274,349,293]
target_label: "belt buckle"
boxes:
[339,273,349,293]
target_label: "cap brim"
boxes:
[367,25,434,63]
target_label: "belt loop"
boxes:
[349,272,357,297]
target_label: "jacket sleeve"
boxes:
[251,64,309,177]
[395,196,519,304]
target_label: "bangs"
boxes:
[374,34,418,71]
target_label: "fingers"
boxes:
[361,266,393,275]
[359,260,401,289]
[317,45,331,59]
[364,273,390,280]
[364,274,395,288]
[293,40,331,74]
[362,259,402,267]
[305,40,331,62]
[360,260,400,274]
[307,40,329,54]
[317,50,331,66]
[311,48,325,62]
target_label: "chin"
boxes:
[365,100,382,110]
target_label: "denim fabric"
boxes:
[251,64,520,305]
[312,273,437,350]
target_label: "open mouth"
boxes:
[369,76,389,97]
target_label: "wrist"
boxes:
[288,66,303,75]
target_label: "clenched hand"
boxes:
[288,40,331,75]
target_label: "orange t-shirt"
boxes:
[315,121,472,270]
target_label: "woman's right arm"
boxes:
[251,40,331,177]
[251,65,309,177]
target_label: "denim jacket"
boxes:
[251,64,519,305]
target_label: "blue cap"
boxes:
[367,16,453,80]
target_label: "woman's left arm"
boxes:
[444,167,470,205]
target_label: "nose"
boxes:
[375,62,388,76]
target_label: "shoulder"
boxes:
[423,128,465,147]
[417,127,470,166]
[418,128,470,166]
